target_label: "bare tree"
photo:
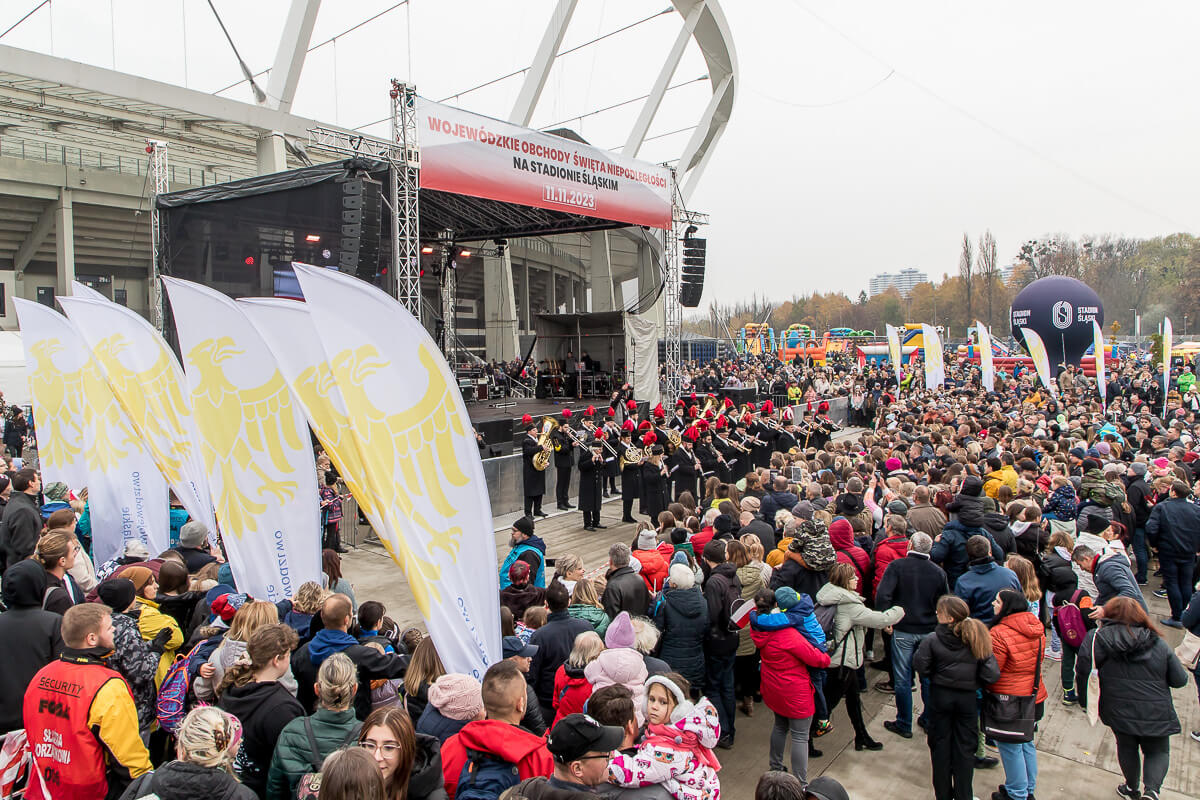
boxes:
[1015,236,1081,280]
[977,230,998,327]
[958,233,975,325]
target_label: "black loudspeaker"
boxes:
[338,176,383,282]
[680,236,706,307]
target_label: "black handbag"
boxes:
[982,643,1042,744]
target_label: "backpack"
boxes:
[301,717,363,771]
[456,748,520,800]
[814,603,837,638]
[156,640,207,735]
[1053,590,1088,649]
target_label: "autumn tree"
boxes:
[977,230,998,327]
[958,233,975,325]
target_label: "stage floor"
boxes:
[464,396,607,425]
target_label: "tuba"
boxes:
[532,417,557,471]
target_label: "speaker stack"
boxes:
[680,235,706,307]
[337,176,383,282]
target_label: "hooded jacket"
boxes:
[734,564,765,657]
[215,680,305,797]
[0,559,63,733]
[266,706,360,799]
[566,603,611,637]
[702,561,742,657]
[988,611,1048,702]
[1075,623,1189,737]
[981,512,1016,555]
[815,583,904,670]
[1092,551,1147,611]
[440,719,553,799]
[0,490,41,571]
[551,662,593,727]
[931,518,1004,587]
[871,534,910,595]
[828,519,871,591]
[408,733,449,800]
[585,648,650,724]
[109,609,162,732]
[632,547,670,593]
[607,694,721,798]
[119,759,257,800]
[913,623,1001,692]
[983,465,1018,499]
[750,625,830,719]
[953,560,1021,624]
[292,629,409,719]
[654,585,709,688]
[500,582,547,621]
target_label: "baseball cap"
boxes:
[501,635,538,659]
[546,714,625,763]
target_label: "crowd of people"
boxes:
[1,348,1199,800]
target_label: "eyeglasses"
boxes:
[358,741,402,755]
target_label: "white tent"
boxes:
[0,331,30,406]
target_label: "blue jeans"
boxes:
[1160,555,1196,622]
[704,651,736,740]
[1131,526,1149,583]
[892,630,931,732]
[997,740,1038,800]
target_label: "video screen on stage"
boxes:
[156,159,392,301]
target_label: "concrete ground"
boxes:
[337,457,1200,799]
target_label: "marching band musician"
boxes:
[553,408,577,510]
[520,414,548,518]
[577,433,608,531]
[617,421,641,523]
[669,399,688,431]
[580,405,598,436]
[775,407,799,454]
[640,437,670,521]
[695,425,725,485]
[812,400,835,449]
[651,403,673,452]
[668,425,701,500]
[712,415,740,483]
[800,407,822,449]
[602,409,622,496]
[748,402,773,469]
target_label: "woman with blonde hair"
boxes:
[195,599,292,702]
[404,636,445,720]
[552,630,605,725]
[567,578,610,636]
[120,707,255,799]
[36,529,85,615]
[281,580,326,635]
[267,652,360,797]
[740,533,773,584]
[216,624,305,796]
[551,552,584,595]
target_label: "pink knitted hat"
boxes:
[428,673,484,722]
[605,611,636,649]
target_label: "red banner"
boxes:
[417,99,673,229]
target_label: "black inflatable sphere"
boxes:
[1010,276,1104,366]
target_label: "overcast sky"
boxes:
[5,0,1199,306]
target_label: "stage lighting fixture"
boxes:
[304,234,321,243]
[421,245,435,254]
[458,249,472,258]
[244,256,255,266]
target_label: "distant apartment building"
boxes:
[868,268,928,297]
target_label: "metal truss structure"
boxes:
[389,80,422,319]
[663,203,710,406]
[305,78,422,319]
[147,140,169,333]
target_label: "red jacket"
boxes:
[872,535,909,595]
[691,526,715,555]
[750,626,830,720]
[551,664,593,727]
[441,719,553,797]
[988,611,1048,703]
[632,547,669,593]
[829,519,872,593]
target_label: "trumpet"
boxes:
[718,434,751,453]
[532,417,557,471]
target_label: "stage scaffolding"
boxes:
[306,80,422,320]
[147,140,170,334]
